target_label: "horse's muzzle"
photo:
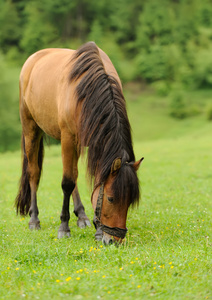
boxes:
[102,232,123,245]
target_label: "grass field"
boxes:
[0,89,212,299]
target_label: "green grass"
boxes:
[0,89,212,299]
[124,84,212,142]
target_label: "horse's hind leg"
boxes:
[72,185,91,228]
[24,121,44,230]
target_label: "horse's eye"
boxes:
[107,197,114,203]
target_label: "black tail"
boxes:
[15,133,44,216]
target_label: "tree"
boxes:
[0,0,21,52]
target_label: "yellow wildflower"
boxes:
[65,277,71,282]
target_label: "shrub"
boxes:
[206,104,212,121]
[192,46,212,88]
[186,105,202,118]
[169,92,187,119]
[151,80,170,96]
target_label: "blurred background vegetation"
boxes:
[0,0,212,151]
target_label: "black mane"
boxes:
[70,42,140,206]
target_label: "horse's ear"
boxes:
[111,157,122,175]
[133,157,144,171]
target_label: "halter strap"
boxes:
[94,183,128,239]
[94,183,104,228]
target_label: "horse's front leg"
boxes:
[58,133,78,238]
[57,176,74,238]
[72,185,91,228]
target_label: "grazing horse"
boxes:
[15,42,143,244]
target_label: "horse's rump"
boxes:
[19,49,76,139]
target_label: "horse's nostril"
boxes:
[102,233,114,245]
[103,238,113,245]
[108,238,113,245]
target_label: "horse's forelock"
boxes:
[111,162,140,208]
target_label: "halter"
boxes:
[94,183,128,239]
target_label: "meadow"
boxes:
[0,88,212,299]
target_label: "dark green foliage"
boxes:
[0,0,212,85]
[0,0,21,52]
[0,54,20,152]
[136,45,174,82]
[206,104,212,121]
[1,0,212,151]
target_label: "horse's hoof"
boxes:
[57,231,71,239]
[29,223,41,230]
[77,218,91,228]
[95,227,103,241]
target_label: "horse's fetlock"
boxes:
[60,212,70,222]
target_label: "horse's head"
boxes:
[92,157,144,245]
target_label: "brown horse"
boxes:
[15,42,143,244]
